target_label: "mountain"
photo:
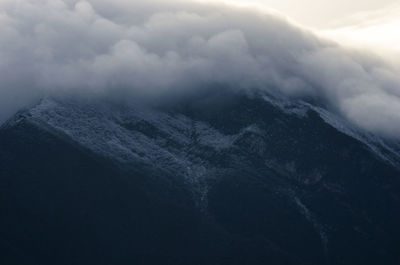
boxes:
[1,89,400,265]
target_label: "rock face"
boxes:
[1,90,400,265]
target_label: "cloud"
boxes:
[0,0,399,139]
[319,3,400,59]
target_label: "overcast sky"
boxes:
[223,0,398,28]
[221,0,400,56]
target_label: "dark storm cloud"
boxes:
[0,0,400,138]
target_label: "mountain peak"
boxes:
[2,92,400,265]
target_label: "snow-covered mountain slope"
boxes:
[1,91,400,265]
[5,92,400,173]
[4,97,240,208]
[262,94,400,168]
[4,93,398,210]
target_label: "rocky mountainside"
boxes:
[1,90,400,265]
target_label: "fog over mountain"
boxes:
[1,0,400,138]
[2,2,400,265]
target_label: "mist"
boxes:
[0,0,400,139]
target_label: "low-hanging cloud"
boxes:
[1,0,400,139]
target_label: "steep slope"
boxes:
[0,111,235,265]
[1,90,400,265]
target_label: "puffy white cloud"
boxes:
[0,0,399,139]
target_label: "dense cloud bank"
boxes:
[0,0,400,138]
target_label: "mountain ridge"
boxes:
[1,91,400,265]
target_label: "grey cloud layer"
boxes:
[1,0,400,138]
